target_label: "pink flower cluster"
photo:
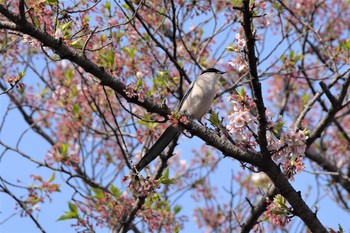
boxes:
[228,32,248,71]
[226,92,255,144]
[124,83,146,102]
[269,129,307,161]
[45,144,81,167]
[227,109,253,140]
[128,175,160,197]
[169,113,189,127]
[226,93,307,182]
[282,129,307,158]
[282,156,305,181]
[235,32,246,49]
[264,194,292,227]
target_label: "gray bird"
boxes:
[134,68,225,172]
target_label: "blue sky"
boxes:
[1,1,350,233]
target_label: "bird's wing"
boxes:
[177,79,196,112]
[135,125,181,171]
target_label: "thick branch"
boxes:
[182,120,261,166]
[307,74,350,146]
[124,0,190,83]
[261,160,327,232]
[0,4,170,119]
[116,198,145,233]
[241,0,269,156]
[0,19,17,30]
[240,186,279,233]
[0,3,260,168]
[306,150,350,194]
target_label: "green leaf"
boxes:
[48,173,55,183]
[160,178,175,185]
[64,68,74,80]
[162,168,169,179]
[289,50,295,59]
[100,50,115,69]
[110,184,122,199]
[152,70,169,91]
[105,1,111,14]
[159,168,176,185]
[68,202,78,214]
[84,15,90,24]
[237,86,245,98]
[57,211,78,221]
[199,27,203,36]
[59,143,69,156]
[343,39,350,50]
[122,47,136,58]
[61,21,72,31]
[225,43,237,52]
[137,114,159,129]
[150,194,160,202]
[136,78,143,89]
[73,104,80,115]
[301,93,309,105]
[338,224,344,233]
[209,111,220,126]
[71,38,83,49]
[231,0,243,5]
[173,205,182,214]
[91,187,104,199]
[281,54,286,62]
[122,3,131,11]
[302,128,310,136]
[57,202,79,221]
[38,84,49,98]
[174,224,181,233]
[273,119,285,134]
[137,119,159,129]
[46,0,58,5]
[18,70,25,79]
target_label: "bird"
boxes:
[134,68,225,172]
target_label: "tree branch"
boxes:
[261,159,327,232]
[0,4,170,117]
[241,0,269,156]
[0,180,46,233]
[240,186,279,233]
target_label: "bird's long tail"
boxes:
[135,125,181,172]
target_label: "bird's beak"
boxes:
[220,71,226,74]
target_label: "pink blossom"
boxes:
[235,32,246,49]
[282,157,305,181]
[228,56,247,71]
[227,109,252,131]
[269,127,307,162]
[107,18,118,26]
[179,159,188,170]
[124,83,146,102]
[136,71,143,78]
[264,195,292,227]
[258,1,266,10]
[124,84,138,98]
[282,129,307,158]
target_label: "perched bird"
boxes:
[134,68,225,172]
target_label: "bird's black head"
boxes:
[201,68,225,75]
